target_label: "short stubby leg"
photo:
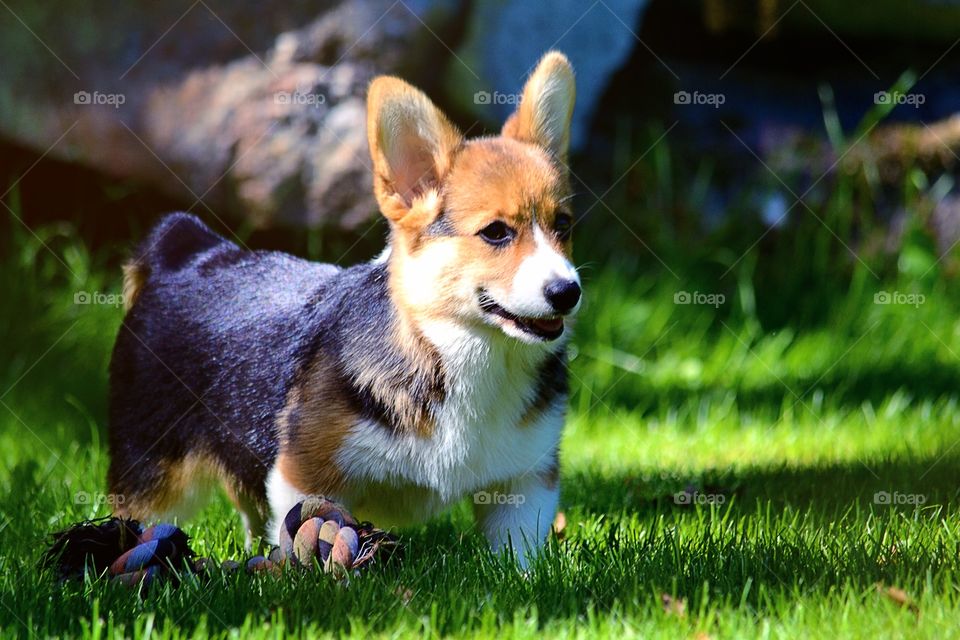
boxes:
[472,471,559,570]
[226,486,269,551]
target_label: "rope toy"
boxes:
[42,497,398,590]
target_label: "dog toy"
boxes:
[42,497,397,591]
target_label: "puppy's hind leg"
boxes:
[106,453,221,528]
[223,481,270,550]
[106,455,191,523]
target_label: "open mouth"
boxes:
[478,292,564,341]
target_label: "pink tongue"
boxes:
[530,317,563,333]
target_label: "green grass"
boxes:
[4,174,960,636]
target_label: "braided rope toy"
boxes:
[43,497,398,591]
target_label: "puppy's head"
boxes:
[368,51,578,345]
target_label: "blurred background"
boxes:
[3,0,960,524]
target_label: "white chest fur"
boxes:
[334,320,565,525]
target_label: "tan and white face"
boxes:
[367,52,579,344]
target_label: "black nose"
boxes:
[543,279,581,313]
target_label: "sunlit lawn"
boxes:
[2,220,960,638]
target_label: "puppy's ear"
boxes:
[502,51,576,164]
[367,77,462,224]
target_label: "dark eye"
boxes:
[478,221,515,246]
[554,213,573,240]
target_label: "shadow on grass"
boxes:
[564,452,960,517]
[589,360,960,418]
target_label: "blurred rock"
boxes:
[0,0,460,230]
[0,0,658,229]
[759,116,960,190]
[849,116,960,185]
[140,2,392,229]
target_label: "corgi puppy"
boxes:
[107,51,579,565]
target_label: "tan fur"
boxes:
[367,52,577,331]
[351,324,444,437]
[367,76,462,226]
[272,326,444,498]
[274,361,352,497]
[115,453,244,520]
[367,50,575,215]
[385,137,573,329]
[121,260,149,312]
[501,51,576,162]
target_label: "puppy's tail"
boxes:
[122,212,227,312]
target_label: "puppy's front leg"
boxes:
[472,470,559,569]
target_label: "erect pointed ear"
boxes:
[502,51,576,163]
[367,76,462,224]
